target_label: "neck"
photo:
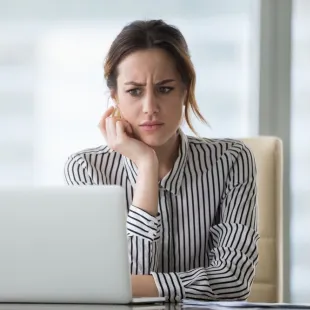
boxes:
[153,131,180,180]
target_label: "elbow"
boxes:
[215,264,256,301]
[225,247,259,301]
[229,266,256,301]
[238,285,251,301]
[238,280,252,301]
[217,279,251,301]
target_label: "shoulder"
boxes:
[65,145,110,167]
[186,135,255,168]
[64,145,122,185]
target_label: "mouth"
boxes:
[139,123,164,132]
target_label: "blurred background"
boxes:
[0,0,309,302]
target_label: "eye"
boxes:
[158,86,174,94]
[127,88,142,97]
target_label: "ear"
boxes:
[110,90,118,105]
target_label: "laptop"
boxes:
[0,186,165,305]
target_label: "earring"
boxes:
[111,105,121,118]
[114,107,121,118]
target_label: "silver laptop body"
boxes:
[0,186,163,304]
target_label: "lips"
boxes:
[139,122,164,132]
[139,121,164,127]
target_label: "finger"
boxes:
[106,117,117,141]
[98,118,107,139]
[124,121,133,135]
[98,106,114,132]
[115,120,127,140]
[104,106,115,118]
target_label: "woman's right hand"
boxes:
[98,106,158,168]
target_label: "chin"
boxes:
[138,131,175,148]
[140,136,167,148]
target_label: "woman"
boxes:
[64,19,259,302]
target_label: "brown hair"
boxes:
[103,19,207,135]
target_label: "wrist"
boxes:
[136,151,159,171]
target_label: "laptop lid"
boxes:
[0,186,132,304]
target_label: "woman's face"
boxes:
[113,48,187,147]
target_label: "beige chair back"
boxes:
[241,137,283,302]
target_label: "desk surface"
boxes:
[0,304,179,310]
[1,303,309,310]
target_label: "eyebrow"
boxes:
[124,79,176,86]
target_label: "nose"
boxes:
[142,92,159,115]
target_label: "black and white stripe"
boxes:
[64,130,259,302]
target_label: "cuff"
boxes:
[151,272,185,303]
[127,205,161,241]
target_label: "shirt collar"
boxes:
[123,129,189,195]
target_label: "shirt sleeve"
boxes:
[151,143,259,302]
[64,154,162,274]
[64,154,93,185]
[127,205,162,274]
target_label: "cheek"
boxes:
[166,94,184,116]
[118,104,140,123]
[119,106,136,120]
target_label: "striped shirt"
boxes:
[64,129,259,302]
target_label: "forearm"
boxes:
[132,154,159,216]
[127,154,161,274]
[128,232,160,274]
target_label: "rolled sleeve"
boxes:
[127,205,162,275]
[127,205,161,241]
[151,272,185,303]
